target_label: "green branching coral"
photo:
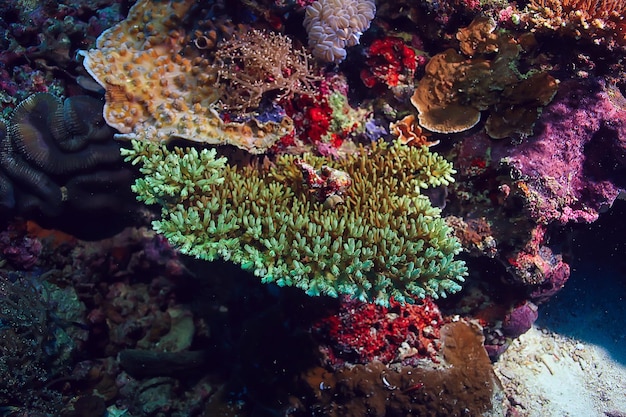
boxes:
[122,140,467,305]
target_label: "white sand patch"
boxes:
[495,326,626,417]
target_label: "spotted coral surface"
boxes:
[123,140,467,306]
[80,0,293,154]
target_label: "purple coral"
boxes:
[0,224,42,269]
[493,79,626,225]
[502,301,539,338]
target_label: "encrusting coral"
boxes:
[122,140,467,306]
[80,0,293,154]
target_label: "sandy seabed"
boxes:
[495,263,626,417]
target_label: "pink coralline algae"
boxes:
[494,79,626,225]
[506,224,571,297]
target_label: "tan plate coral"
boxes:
[80,0,293,154]
[411,17,559,139]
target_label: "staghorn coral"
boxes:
[303,0,376,63]
[411,17,558,139]
[214,29,320,111]
[122,140,467,306]
[80,0,294,154]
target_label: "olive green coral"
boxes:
[122,140,467,305]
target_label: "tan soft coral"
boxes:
[410,17,558,139]
[80,0,293,154]
[214,29,320,111]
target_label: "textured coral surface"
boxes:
[124,140,467,305]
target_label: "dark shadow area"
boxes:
[536,198,626,365]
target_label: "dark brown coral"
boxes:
[0,93,138,239]
[295,321,506,416]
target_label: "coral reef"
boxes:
[389,114,439,147]
[360,35,425,99]
[297,321,506,416]
[123,139,466,305]
[294,159,352,208]
[312,296,444,366]
[279,73,371,154]
[0,222,42,269]
[0,272,86,414]
[1,0,625,415]
[495,79,626,225]
[0,0,124,123]
[303,0,376,63]
[80,0,294,154]
[502,300,539,338]
[524,0,626,46]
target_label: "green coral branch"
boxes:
[122,140,467,306]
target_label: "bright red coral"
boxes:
[312,296,444,367]
[278,88,358,153]
[360,36,422,89]
[281,93,332,146]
